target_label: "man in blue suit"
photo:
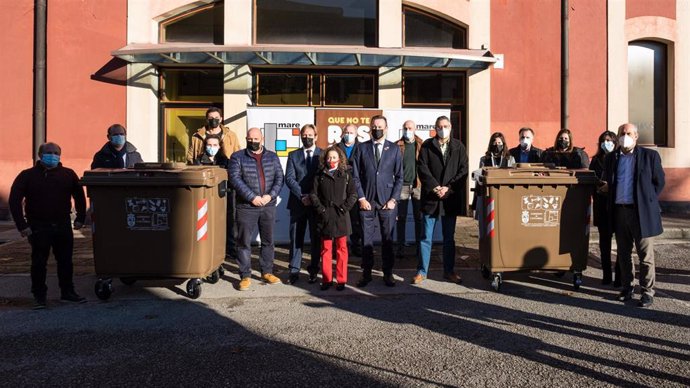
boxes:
[285,124,322,284]
[602,123,665,308]
[352,115,403,287]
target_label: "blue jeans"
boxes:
[417,214,457,276]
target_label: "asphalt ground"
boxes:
[0,216,688,387]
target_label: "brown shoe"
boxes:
[238,277,251,291]
[262,273,281,285]
[411,274,426,285]
[443,272,462,284]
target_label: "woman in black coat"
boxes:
[311,146,358,291]
[590,130,620,286]
[541,128,590,169]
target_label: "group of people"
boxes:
[9,105,664,309]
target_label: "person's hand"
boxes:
[435,186,449,198]
[439,187,452,199]
[251,196,264,207]
[301,195,312,206]
[359,198,372,211]
[261,195,272,205]
[383,199,396,210]
[20,228,32,237]
[73,221,84,230]
[597,181,609,194]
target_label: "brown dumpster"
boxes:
[475,165,596,291]
[81,163,228,299]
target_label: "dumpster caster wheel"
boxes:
[95,279,113,300]
[480,264,491,279]
[206,269,220,284]
[120,277,136,286]
[217,265,225,277]
[573,273,583,291]
[490,274,502,292]
[186,279,202,299]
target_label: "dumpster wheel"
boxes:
[186,279,202,299]
[206,268,221,284]
[573,272,583,291]
[95,279,113,300]
[490,273,502,292]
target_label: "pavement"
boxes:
[0,216,688,386]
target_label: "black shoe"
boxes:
[638,294,654,308]
[61,291,86,304]
[356,275,372,288]
[287,273,299,285]
[320,281,332,291]
[307,269,318,284]
[33,295,47,310]
[602,271,612,285]
[383,274,396,287]
[336,283,345,291]
[617,288,634,302]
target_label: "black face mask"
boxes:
[491,144,504,154]
[301,137,314,149]
[371,129,384,140]
[207,118,221,128]
[557,139,570,150]
[247,141,261,152]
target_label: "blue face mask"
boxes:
[205,146,219,157]
[41,154,60,168]
[110,134,126,147]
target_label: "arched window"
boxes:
[160,2,224,44]
[255,0,377,46]
[403,7,467,49]
[628,40,669,146]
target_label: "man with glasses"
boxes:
[9,142,87,309]
[351,115,403,287]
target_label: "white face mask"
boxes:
[619,134,635,150]
[403,130,414,141]
[520,137,532,150]
[601,140,615,153]
[343,133,355,144]
[436,128,450,139]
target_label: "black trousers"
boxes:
[29,222,75,297]
[360,207,396,276]
[288,208,321,275]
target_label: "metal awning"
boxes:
[112,43,495,69]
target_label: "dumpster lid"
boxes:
[478,166,597,185]
[81,165,227,187]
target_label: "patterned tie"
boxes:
[375,143,381,164]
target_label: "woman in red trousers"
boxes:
[311,146,358,291]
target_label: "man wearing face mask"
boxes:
[337,123,362,256]
[91,124,143,168]
[186,107,240,164]
[9,143,87,309]
[394,120,423,258]
[601,123,665,307]
[285,124,322,284]
[508,127,543,164]
[351,115,403,287]
[414,116,468,285]
[228,127,284,291]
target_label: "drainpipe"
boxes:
[561,0,569,129]
[33,0,47,161]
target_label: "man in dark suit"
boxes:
[337,123,362,256]
[413,116,468,285]
[285,124,322,284]
[602,123,665,308]
[351,115,403,287]
[508,127,543,163]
